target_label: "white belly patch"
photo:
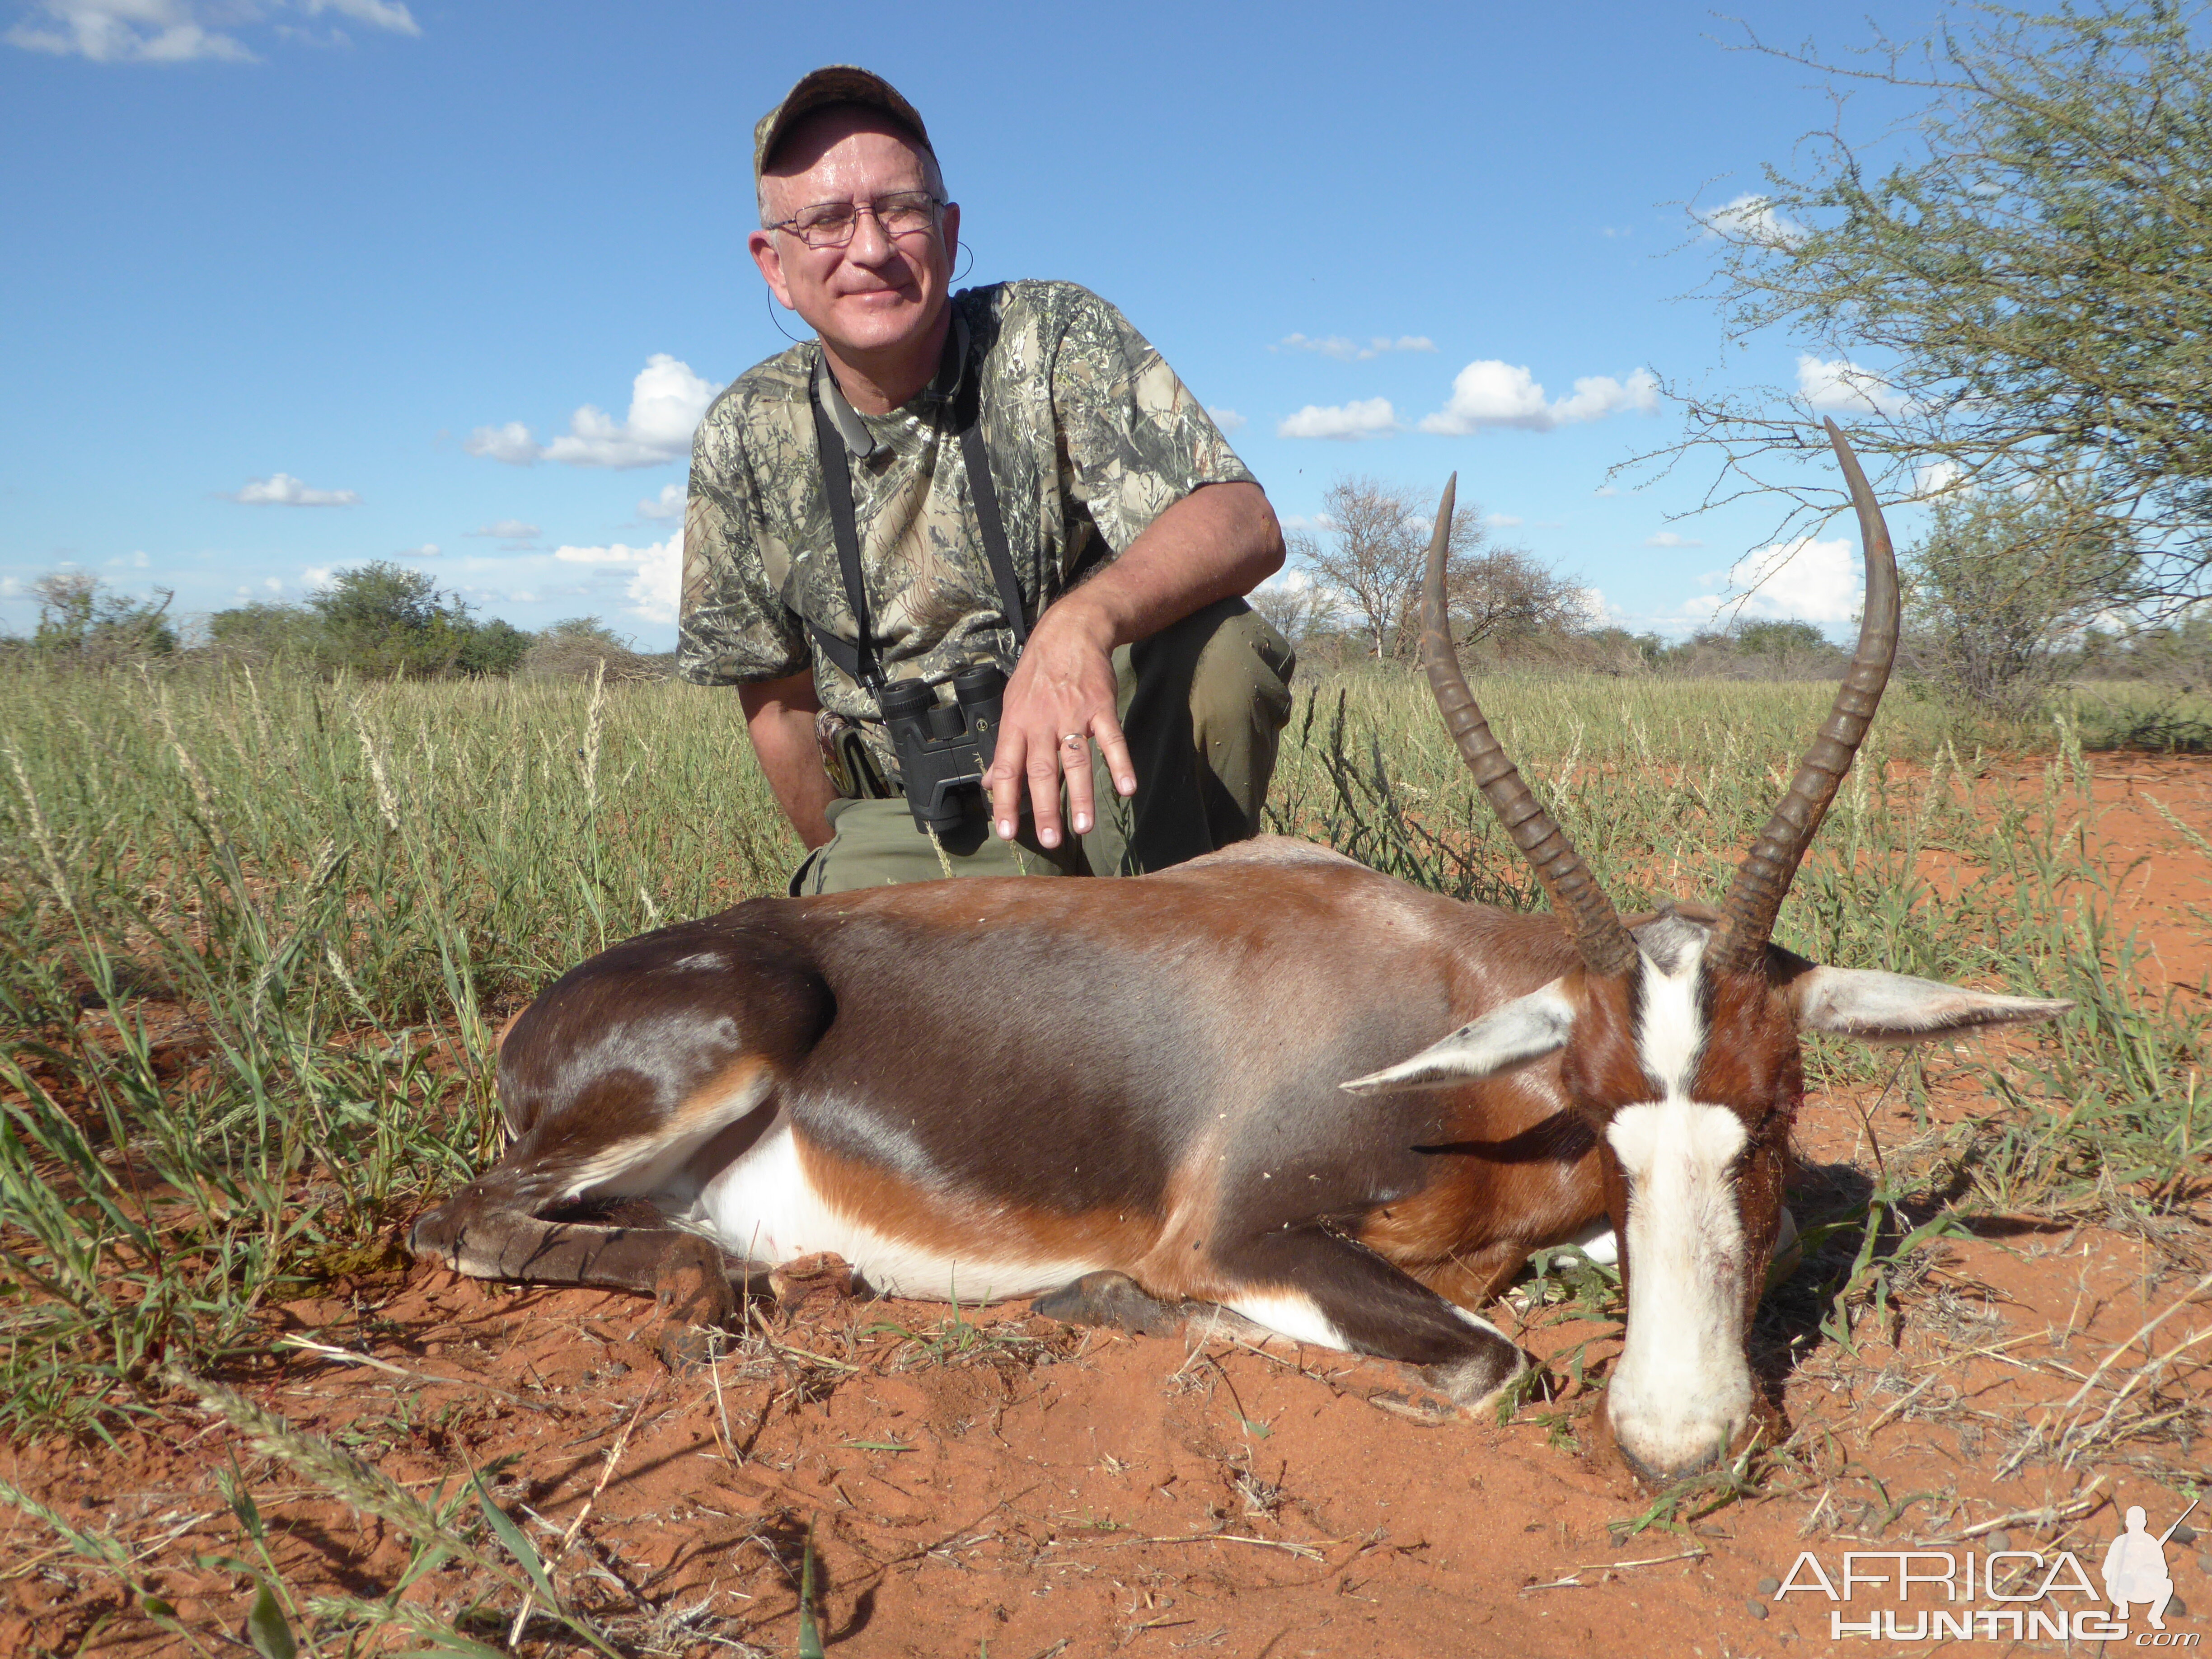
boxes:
[684,1126,1098,1303]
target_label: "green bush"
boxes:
[28,573,176,666]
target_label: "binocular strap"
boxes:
[804,328,1031,692]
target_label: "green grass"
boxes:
[0,662,798,1439]
[0,659,2202,1452]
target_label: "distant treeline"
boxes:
[13,562,2211,698]
[1276,612,2212,689]
[1282,619,1865,682]
[11,564,671,682]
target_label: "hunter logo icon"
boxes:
[1773,1495,2199,1642]
[2104,1501,2197,1632]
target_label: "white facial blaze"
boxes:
[1605,948,1758,1475]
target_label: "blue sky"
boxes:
[0,0,1943,647]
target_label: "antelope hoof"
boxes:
[1033,1271,1184,1337]
[656,1319,721,1370]
[767,1251,861,1311]
[1424,1337,1529,1415]
[651,1239,739,1369]
[1365,1385,1463,1427]
[1368,1340,1528,1425]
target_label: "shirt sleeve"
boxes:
[1047,286,1258,558]
[676,387,811,686]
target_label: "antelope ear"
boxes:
[1341,979,1576,1095]
[1787,965,2071,1043]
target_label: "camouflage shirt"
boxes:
[677,280,1255,775]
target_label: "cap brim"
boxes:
[755,66,931,182]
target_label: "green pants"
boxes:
[792,597,1295,894]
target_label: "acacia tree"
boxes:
[1247,576,1338,655]
[1734,619,1839,679]
[1286,475,1586,662]
[306,562,474,679]
[519,616,660,681]
[1432,542,1593,661]
[1287,476,1423,660]
[1647,1,2212,612]
[31,573,176,665]
[1907,489,2129,714]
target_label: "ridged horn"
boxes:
[1421,474,1640,978]
[1706,418,1901,974]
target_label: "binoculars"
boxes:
[876,663,1007,835]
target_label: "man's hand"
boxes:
[985,595,1134,848]
[984,480,1284,849]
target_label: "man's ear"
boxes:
[1787,965,2071,1042]
[1340,979,1577,1095]
[749,229,794,309]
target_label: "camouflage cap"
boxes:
[753,66,933,184]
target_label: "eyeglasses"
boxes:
[770,191,943,249]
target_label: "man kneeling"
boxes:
[678,65,1293,892]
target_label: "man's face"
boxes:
[749,108,960,366]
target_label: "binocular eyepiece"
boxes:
[876,663,1008,834]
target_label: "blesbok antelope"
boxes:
[412,422,2068,1483]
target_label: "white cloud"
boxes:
[1914,457,1969,498]
[463,422,540,465]
[396,542,440,558]
[105,550,151,568]
[7,0,416,61]
[1690,537,1861,627]
[1274,333,1437,362]
[1580,586,1614,621]
[1594,484,1619,497]
[552,534,681,624]
[229,472,360,506]
[1556,370,1660,425]
[637,482,685,520]
[1276,398,1398,441]
[300,0,417,34]
[1417,361,1658,435]
[8,0,253,60]
[467,519,539,543]
[1694,192,1805,247]
[1795,353,1912,417]
[1600,226,1633,239]
[469,355,716,470]
[1486,512,1523,529]
[1645,531,1703,548]
[1284,335,1360,359]
[301,565,334,589]
[1207,406,1248,434]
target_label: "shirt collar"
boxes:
[811,310,970,461]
